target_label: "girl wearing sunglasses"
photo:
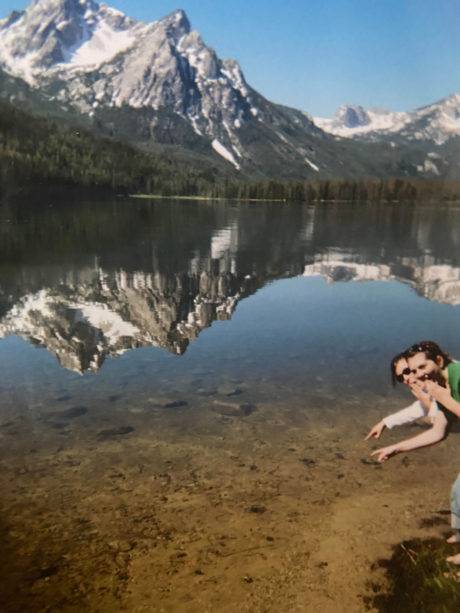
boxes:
[365,349,449,445]
[367,341,460,565]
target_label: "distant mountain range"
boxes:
[314,95,460,145]
[1,0,459,181]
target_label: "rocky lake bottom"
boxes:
[2,376,460,612]
[2,197,460,610]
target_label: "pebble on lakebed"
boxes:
[96,426,134,441]
[212,400,256,417]
[300,458,316,467]
[246,505,267,514]
[50,406,88,419]
[146,398,188,409]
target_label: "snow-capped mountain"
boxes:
[0,0,423,181]
[1,0,459,179]
[0,0,139,77]
[314,105,410,139]
[0,0,328,176]
[314,94,460,145]
[0,0,254,143]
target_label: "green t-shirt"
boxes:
[438,362,460,427]
[448,361,460,402]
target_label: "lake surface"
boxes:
[1,196,460,412]
[1,196,460,611]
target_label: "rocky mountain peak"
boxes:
[0,0,138,76]
[335,104,370,128]
[159,9,191,40]
[4,0,457,179]
[0,9,24,27]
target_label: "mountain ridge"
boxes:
[1,0,459,180]
[314,93,460,145]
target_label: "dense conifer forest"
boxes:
[0,102,224,196]
[209,177,460,202]
[1,101,460,203]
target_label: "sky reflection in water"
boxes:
[0,197,460,415]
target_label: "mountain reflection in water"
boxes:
[0,197,459,374]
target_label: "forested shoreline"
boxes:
[2,101,460,204]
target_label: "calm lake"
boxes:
[1,197,460,412]
[1,195,460,611]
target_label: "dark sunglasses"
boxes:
[396,367,411,382]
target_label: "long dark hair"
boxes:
[390,350,408,387]
[406,340,452,367]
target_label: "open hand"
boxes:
[413,379,450,404]
[409,383,432,410]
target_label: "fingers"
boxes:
[371,450,386,463]
[371,447,393,463]
[365,428,383,440]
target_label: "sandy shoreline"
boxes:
[1,393,459,611]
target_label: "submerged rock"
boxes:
[108,540,134,552]
[97,426,134,441]
[240,402,256,416]
[361,458,380,466]
[217,384,244,397]
[300,458,316,467]
[51,406,88,419]
[247,505,267,514]
[163,400,188,409]
[212,400,256,417]
[50,422,69,430]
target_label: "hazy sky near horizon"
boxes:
[0,0,459,116]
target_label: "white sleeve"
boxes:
[382,400,426,429]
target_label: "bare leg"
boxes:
[447,531,460,544]
[446,553,460,565]
[450,475,460,552]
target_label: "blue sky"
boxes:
[1,0,459,116]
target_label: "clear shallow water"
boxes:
[0,196,460,420]
[2,195,460,611]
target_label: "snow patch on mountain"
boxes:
[212,139,240,169]
[305,157,319,172]
[416,158,440,176]
[62,17,137,68]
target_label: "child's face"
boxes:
[395,358,411,385]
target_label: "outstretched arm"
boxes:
[365,400,427,440]
[371,411,448,463]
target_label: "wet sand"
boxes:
[1,391,459,612]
